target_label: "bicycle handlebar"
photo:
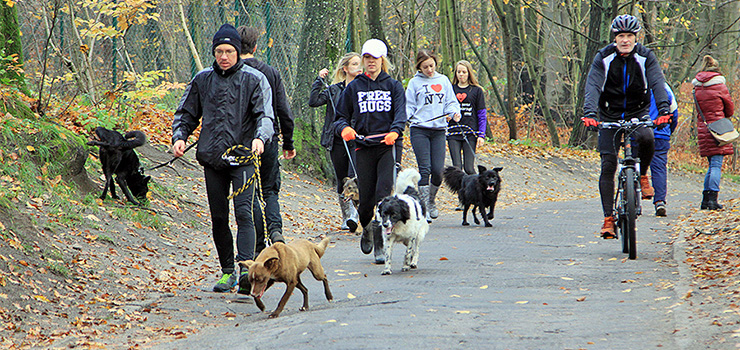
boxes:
[591,117,655,131]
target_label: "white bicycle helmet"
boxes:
[611,14,641,33]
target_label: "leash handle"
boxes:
[146,140,199,172]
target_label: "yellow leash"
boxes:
[222,145,270,247]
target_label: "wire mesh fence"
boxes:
[17,0,304,105]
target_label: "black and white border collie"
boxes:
[374,168,429,275]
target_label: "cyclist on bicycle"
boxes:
[581,14,673,239]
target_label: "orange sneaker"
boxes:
[640,175,654,200]
[601,216,616,239]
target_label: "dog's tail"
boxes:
[121,130,146,150]
[394,168,421,195]
[443,166,465,194]
[314,236,331,258]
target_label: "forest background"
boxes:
[2,1,740,347]
[5,0,740,179]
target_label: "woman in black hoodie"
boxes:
[333,39,407,263]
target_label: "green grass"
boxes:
[724,173,740,184]
[677,163,704,174]
[45,261,70,278]
[98,234,115,245]
[508,138,548,148]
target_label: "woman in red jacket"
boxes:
[692,55,734,210]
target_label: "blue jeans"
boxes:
[704,155,724,192]
[650,138,670,203]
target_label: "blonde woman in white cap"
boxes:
[333,39,407,264]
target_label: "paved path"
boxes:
[160,190,704,349]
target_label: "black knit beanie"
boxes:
[212,24,242,56]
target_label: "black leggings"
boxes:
[329,139,356,193]
[410,127,446,186]
[598,127,654,217]
[448,135,477,175]
[355,141,402,227]
[204,164,257,274]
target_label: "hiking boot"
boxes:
[428,184,440,219]
[237,272,251,295]
[373,225,385,264]
[701,190,710,210]
[339,194,359,233]
[706,190,723,210]
[654,201,666,217]
[419,185,432,223]
[640,175,654,200]
[600,216,616,239]
[213,273,237,293]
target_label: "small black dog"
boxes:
[443,165,503,227]
[87,127,150,205]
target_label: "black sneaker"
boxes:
[237,272,251,295]
[212,273,237,293]
[655,201,666,217]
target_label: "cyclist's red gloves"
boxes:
[341,127,356,141]
[582,117,598,128]
[655,114,672,129]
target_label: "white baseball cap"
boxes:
[361,39,387,58]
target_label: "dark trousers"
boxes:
[650,138,670,203]
[254,136,282,254]
[448,135,477,175]
[355,141,402,227]
[204,164,257,274]
[410,127,446,186]
[598,127,654,217]
[329,139,356,193]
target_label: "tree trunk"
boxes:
[515,0,559,146]
[568,0,614,147]
[178,1,202,73]
[65,0,97,104]
[491,0,517,140]
[367,0,386,43]
[293,0,344,177]
[0,1,25,89]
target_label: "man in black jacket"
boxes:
[172,24,275,293]
[581,15,672,239]
[236,26,296,293]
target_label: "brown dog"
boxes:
[238,237,333,318]
[342,177,359,207]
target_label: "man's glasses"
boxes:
[215,49,236,57]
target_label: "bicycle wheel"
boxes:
[623,168,637,259]
[615,178,629,253]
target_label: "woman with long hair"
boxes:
[309,52,362,231]
[333,39,407,263]
[449,60,487,176]
[405,49,460,221]
[692,55,734,210]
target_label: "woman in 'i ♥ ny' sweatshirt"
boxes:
[405,49,460,222]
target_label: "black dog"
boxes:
[443,165,503,227]
[87,127,150,205]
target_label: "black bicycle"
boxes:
[596,118,655,260]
